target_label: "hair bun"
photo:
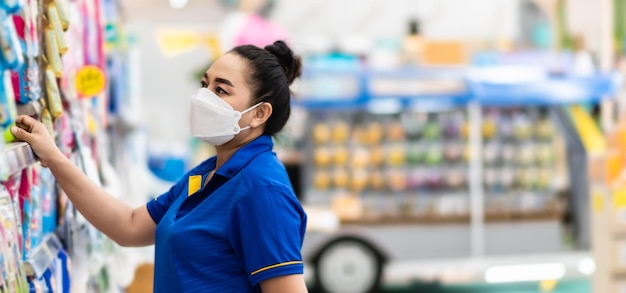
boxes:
[265,40,302,85]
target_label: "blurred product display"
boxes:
[306,106,564,223]
[292,46,620,292]
[308,110,471,220]
[481,107,562,217]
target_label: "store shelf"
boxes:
[470,73,621,106]
[340,209,563,226]
[296,67,621,109]
[483,208,564,222]
[22,234,63,278]
[0,142,37,179]
[342,214,471,225]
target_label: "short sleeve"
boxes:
[146,179,186,224]
[228,185,307,286]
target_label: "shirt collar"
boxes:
[214,135,274,178]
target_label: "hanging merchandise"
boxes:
[17,169,32,260]
[20,0,42,105]
[3,174,24,264]
[46,3,67,54]
[60,0,81,101]
[0,2,22,131]
[0,9,24,70]
[45,65,63,119]
[0,0,21,13]
[0,183,28,293]
[0,70,18,129]
[39,168,56,236]
[11,15,28,105]
[55,0,69,30]
[44,27,63,77]
[41,108,54,137]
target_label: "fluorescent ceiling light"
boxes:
[170,0,188,9]
[577,258,595,276]
[485,263,566,284]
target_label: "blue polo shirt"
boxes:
[146,135,307,292]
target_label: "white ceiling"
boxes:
[117,0,229,25]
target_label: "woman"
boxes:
[12,41,308,293]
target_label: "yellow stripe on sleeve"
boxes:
[188,175,202,196]
[250,261,303,276]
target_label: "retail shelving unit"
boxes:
[0,143,37,180]
[294,65,621,292]
[0,141,66,289]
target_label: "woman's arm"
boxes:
[260,275,308,293]
[12,115,156,247]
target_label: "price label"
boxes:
[76,66,106,98]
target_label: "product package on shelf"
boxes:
[23,234,70,293]
[480,107,565,220]
[39,168,56,237]
[18,167,47,262]
[1,0,41,133]
[0,69,18,130]
[11,14,29,105]
[307,108,470,223]
[44,27,62,78]
[0,0,22,13]
[0,161,69,293]
[3,172,24,252]
[20,0,43,105]
[44,64,63,119]
[46,2,67,55]
[0,8,25,70]
[0,183,28,292]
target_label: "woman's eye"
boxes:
[200,81,208,88]
[216,87,227,94]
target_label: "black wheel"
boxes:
[314,239,383,293]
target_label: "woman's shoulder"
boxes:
[243,151,286,177]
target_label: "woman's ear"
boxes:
[251,102,273,128]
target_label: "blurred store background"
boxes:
[2,0,626,292]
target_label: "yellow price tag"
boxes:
[76,65,106,98]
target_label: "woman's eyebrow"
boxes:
[215,77,234,88]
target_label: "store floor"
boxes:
[382,279,589,293]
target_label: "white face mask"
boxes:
[190,88,263,146]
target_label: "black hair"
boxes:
[230,40,302,136]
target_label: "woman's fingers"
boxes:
[15,115,38,132]
[11,115,44,142]
[10,115,60,168]
[11,124,34,142]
